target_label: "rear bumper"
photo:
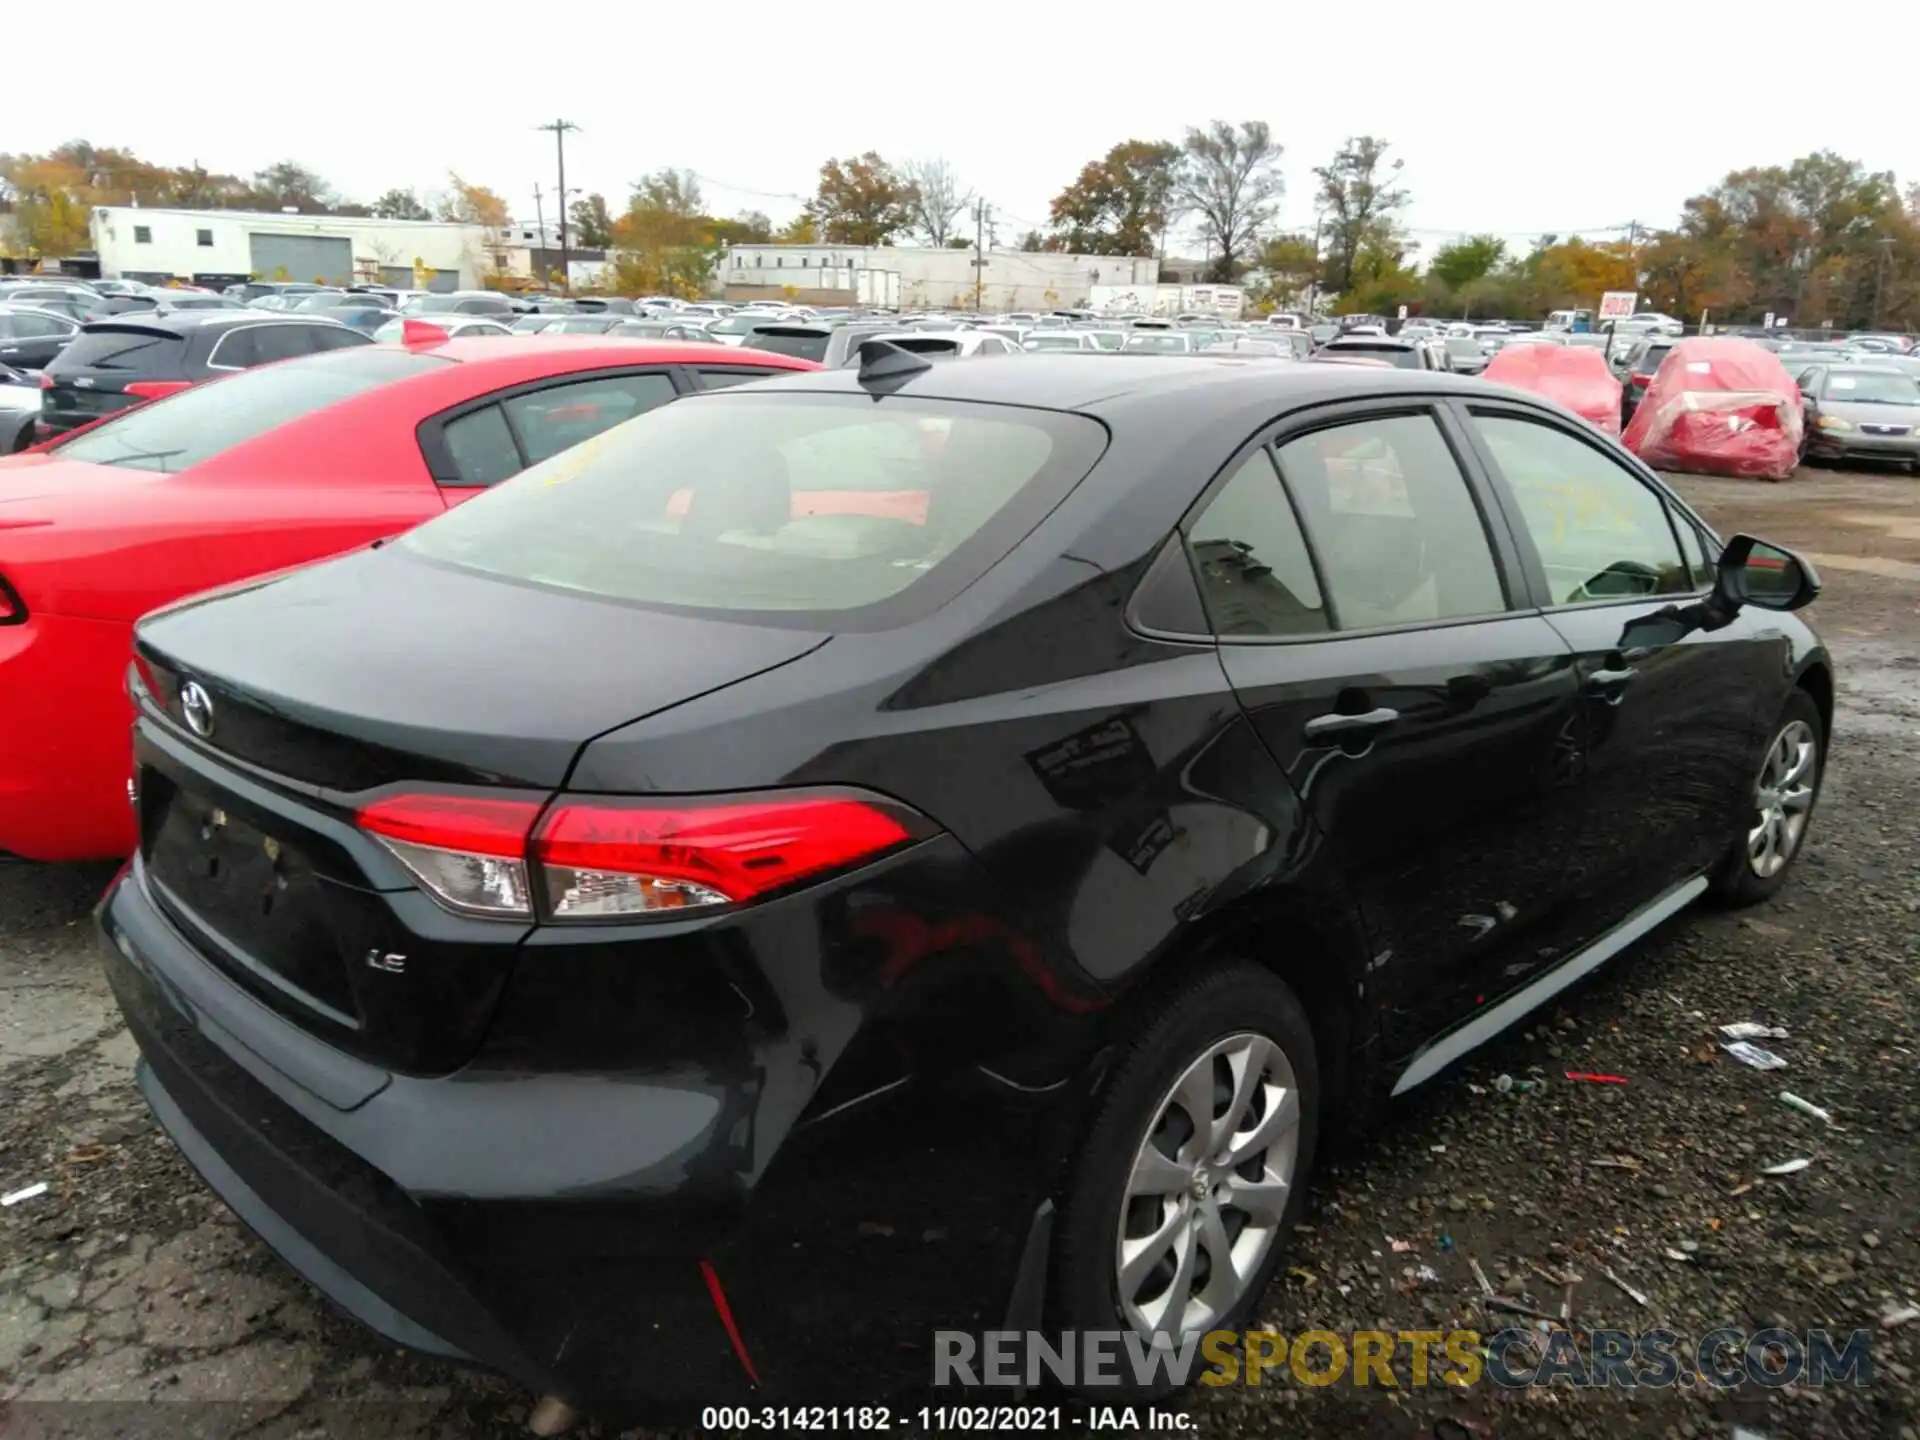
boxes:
[101,838,1097,1416]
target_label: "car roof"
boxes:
[710,351,1488,415]
[78,311,353,336]
[366,334,815,370]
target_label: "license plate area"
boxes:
[142,768,362,1025]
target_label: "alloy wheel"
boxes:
[1748,719,1817,878]
[1115,1033,1301,1339]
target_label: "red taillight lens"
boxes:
[38,372,53,390]
[535,794,920,919]
[1631,373,1655,388]
[124,380,191,401]
[357,788,927,922]
[358,792,544,918]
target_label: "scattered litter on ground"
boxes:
[1880,1305,1919,1330]
[1565,1072,1629,1084]
[1760,1157,1813,1176]
[1722,1041,1789,1070]
[1389,1236,1414,1253]
[1601,1265,1649,1307]
[1664,1248,1693,1262]
[1592,1155,1643,1171]
[1416,1264,1440,1283]
[1,1182,47,1206]
[61,1144,110,1165]
[1720,1022,1790,1041]
[1779,1091,1835,1125]
[1469,1257,1495,1297]
[1438,1233,1455,1252]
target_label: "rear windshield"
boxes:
[51,330,185,374]
[402,392,1110,627]
[744,329,832,362]
[55,348,448,474]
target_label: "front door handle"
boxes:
[1587,666,1638,689]
[1304,706,1400,741]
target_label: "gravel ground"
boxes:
[1,466,1915,1440]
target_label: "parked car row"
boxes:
[23,332,1830,1424]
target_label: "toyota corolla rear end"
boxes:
[99,379,1115,1418]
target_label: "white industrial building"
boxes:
[718,243,1159,311]
[88,206,501,292]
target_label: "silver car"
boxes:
[1800,364,1920,469]
[0,363,41,452]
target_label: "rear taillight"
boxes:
[358,788,928,922]
[38,373,52,389]
[359,792,543,918]
[124,380,191,401]
[1631,373,1655,388]
[0,572,25,625]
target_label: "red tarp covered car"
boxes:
[1482,343,1624,436]
[1622,337,1804,480]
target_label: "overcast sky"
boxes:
[16,1,1919,257]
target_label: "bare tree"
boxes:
[1174,121,1285,282]
[902,158,972,248]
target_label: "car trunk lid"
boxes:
[130,545,829,1074]
[41,325,190,432]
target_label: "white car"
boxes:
[371,314,515,342]
[1023,331,1098,352]
[851,331,1021,362]
[1628,311,1685,334]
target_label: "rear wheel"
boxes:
[1051,964,1318,1396]
[1710,689,1823,906]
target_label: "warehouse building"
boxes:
[88,206,501,292]
[718,244,1159,311]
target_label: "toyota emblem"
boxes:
[180,681,216,739]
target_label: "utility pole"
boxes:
[1872,235,1896,330]
[532,183,546,257]
[1306,214,1322,317]
[973,199,991,311]
[537,119,580,293]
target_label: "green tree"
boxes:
[372,187,431,220]
[777,212,817,244]
[1249,233,1321,309]
[805,152,915,246]
[1017,229,1045,253]
[609,168,722,298]
[436,173,510,228]
[1047,139,1183,256]
[248,159,336,213]
[1428,234,1506,293]
[1174,121,1284,282]
[1315,136,1409,298]
[569,193,614,249]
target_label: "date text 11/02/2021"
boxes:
[699,1407,1195,1431]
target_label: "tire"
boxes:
[1051,963,1319,1398]
[1709,689,1824,907]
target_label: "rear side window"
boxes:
[11,312,72,339]
[1185,450,1328,638]
[1276,414,1507,628]
[403,394,1107,626]
[442,406,522,487]
[696,368,776,390]
[50,330,184,375]
[55,349,448,474]
[744,329,831,362]
[309,326,372,352]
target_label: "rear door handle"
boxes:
[1587,667,1638,689]
[1303,706,1400,740]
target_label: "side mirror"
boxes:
[1716,534,1820,613]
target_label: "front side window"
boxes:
[10,312,71,338]
[1472,412,1689,604]
[403,394,1106,624]
[501,373,679,465]
[1275,413,1506,630]
[1185,449,1328,638]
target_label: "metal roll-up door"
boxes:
[247,233,353,285]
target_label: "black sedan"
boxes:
[102,350,1830,1421]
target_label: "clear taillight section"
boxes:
[356,789,927,923]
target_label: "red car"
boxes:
[0,336,815,862]
[1481,343,1624,436]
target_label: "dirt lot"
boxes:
[1,467,1916,1440]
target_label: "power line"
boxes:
[536,119,580,292]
